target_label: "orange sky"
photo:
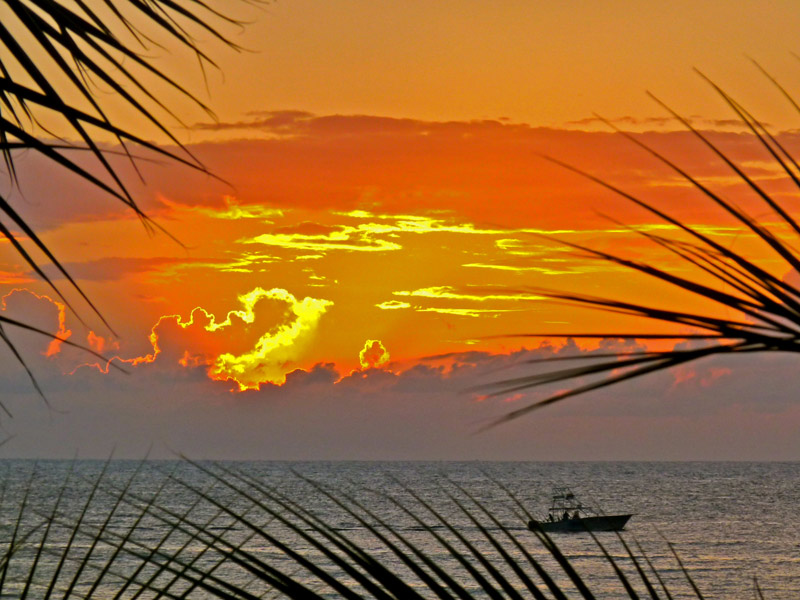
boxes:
[3,1,800,459]
[188,1,800,132]
[4,121,797,400]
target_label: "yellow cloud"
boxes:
[161,195,284,221]
[205,288,333,390]
[462,263,574,275]
[240,211,518,256]
[393,286,543,302]
[336,210,506,236]
[376,300,411,310]
[210,197,285,220]
[242,226,402,252]
[240,211,708,261]
[359,339,390,369]
[494,239,568,256]
[155,254,282,278]
[416,307,518,318]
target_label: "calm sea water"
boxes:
[0,460,797,599]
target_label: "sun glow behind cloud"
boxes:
[2,117,790,416]
[1,289,72,357]
[5,0,800,463]
[72,288,332,391]
[359,339,390,369]
[209,288,333,390]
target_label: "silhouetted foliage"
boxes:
[0,0,259,406]
[485,68,800,428]
[0,460,713,599]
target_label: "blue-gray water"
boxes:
[0,460,797,599]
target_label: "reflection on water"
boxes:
[0,460,797,599]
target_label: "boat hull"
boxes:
[528,514,632,533]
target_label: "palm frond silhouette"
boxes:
[0,0,257,405]
[485,70,800,428]
[0,460,711,599]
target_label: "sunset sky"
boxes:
[3,1,800,460]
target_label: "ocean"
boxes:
[0,460,797,599]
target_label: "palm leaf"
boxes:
[0,0,258,401]
[0,459,718,599]
[68,462,708,599]
[485,72,800,426]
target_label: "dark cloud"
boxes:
[565,115,771,129]
[191,110,315,132]
[567,115,679,127]
[2,329,800,460]
[191,110,515,137]
[9,114,800,235]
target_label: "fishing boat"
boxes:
[528,486,632,533]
